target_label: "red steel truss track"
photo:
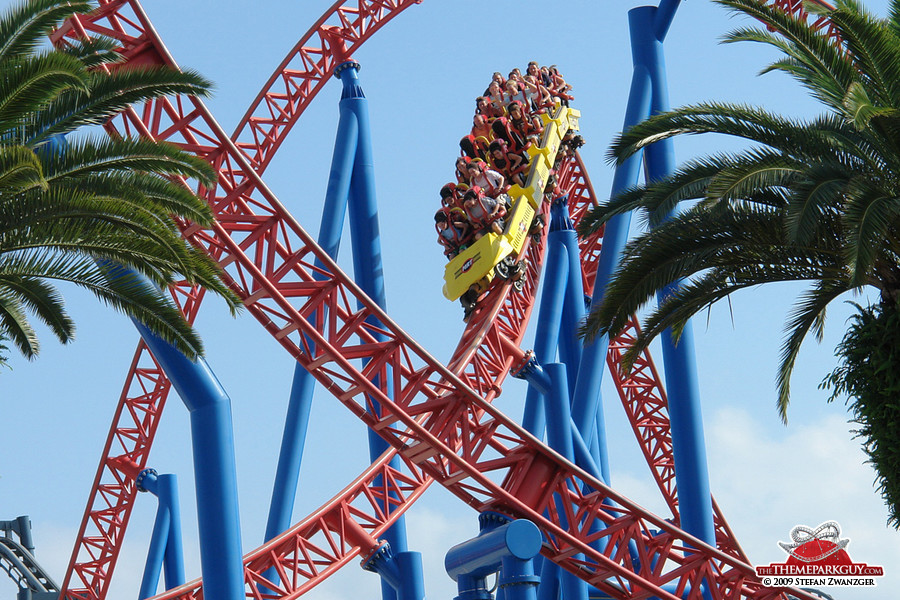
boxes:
[52,1,832,599]
[768,0,839,39]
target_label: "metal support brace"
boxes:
[362,545,426,600]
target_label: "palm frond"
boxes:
[888,0,900,40]
[784,161,851,243]
[0,274,74,343]
[0,50,88,135]
[0,0,90,65]
[584,207,790,339]
[0,287,38,358]
[827,0,900,106]
[702,148,802,207]
[0,252,200,359]
[91,261,205,358]
[614,260,846,372]
[716,0,857,112]
[0,144,46,193]
[841,179,900,286]
[722,26,849,109]
[776,281,850,421]
[610,102,849,167]
[57,35,122,69]
[0,0,237,364]
[30,66,213,142]
[57,172,215,225]
[38,135,217,189]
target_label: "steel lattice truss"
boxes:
[50,1,833,600]
[767,0,840,39]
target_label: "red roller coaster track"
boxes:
[50,1,837,599]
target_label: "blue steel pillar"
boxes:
[363,545,427,600]
[263,60,360,550]
[522,222,567,436]
[542,363,588,600]
[336,61,418,600]
[264,368,315,548]
[578,4,715,551]
[637,4,717,548]
[338,61,397,462]
[262,59,362,552]
[570,6,657,489]
[137,470,185,599]
[550,198,586,402]
[97,260,242,599]
[263,60,419,600]
[548,197,608,480]
[130,317,244,600]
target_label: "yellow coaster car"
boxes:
[442,106,580,301]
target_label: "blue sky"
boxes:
[2,0,899,598]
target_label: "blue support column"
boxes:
[263,57,360,552]
[342,61,419,600]
[518,277,614,576]
[560,227,586,392]
[159,474,185,591]
[137,470,185,599]
[260,366,315,597]
[265,62,421,600]
[51,132,243,599]
[266,60,415,600]
[363,545,427,600]
[549,197,607,479]
[130,317,244,600]
[265,365,316,545]
[336,63,414,599]
[543,363,588,600]
[522,230,567,436]
[138,471,168,600]
[638,4,717,549]
[570,5,657,490]
[550,198,586,402]
[339,61,397,464]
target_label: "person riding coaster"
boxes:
[462,186,506,238]
[488,138,530,187]
[465,159,507,198]
[490,115,530,155]
[460,133,490,161]
[434,207,473,259]
[507,100,543,145]
[439,182,465,209]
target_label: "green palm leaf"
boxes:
[0,0,240,364]
[0,0,90,64]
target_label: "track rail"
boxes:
[0,537,58,595]
[50,1,831,599]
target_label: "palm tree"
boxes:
[0,0,240,368]
[579,0,900,527]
